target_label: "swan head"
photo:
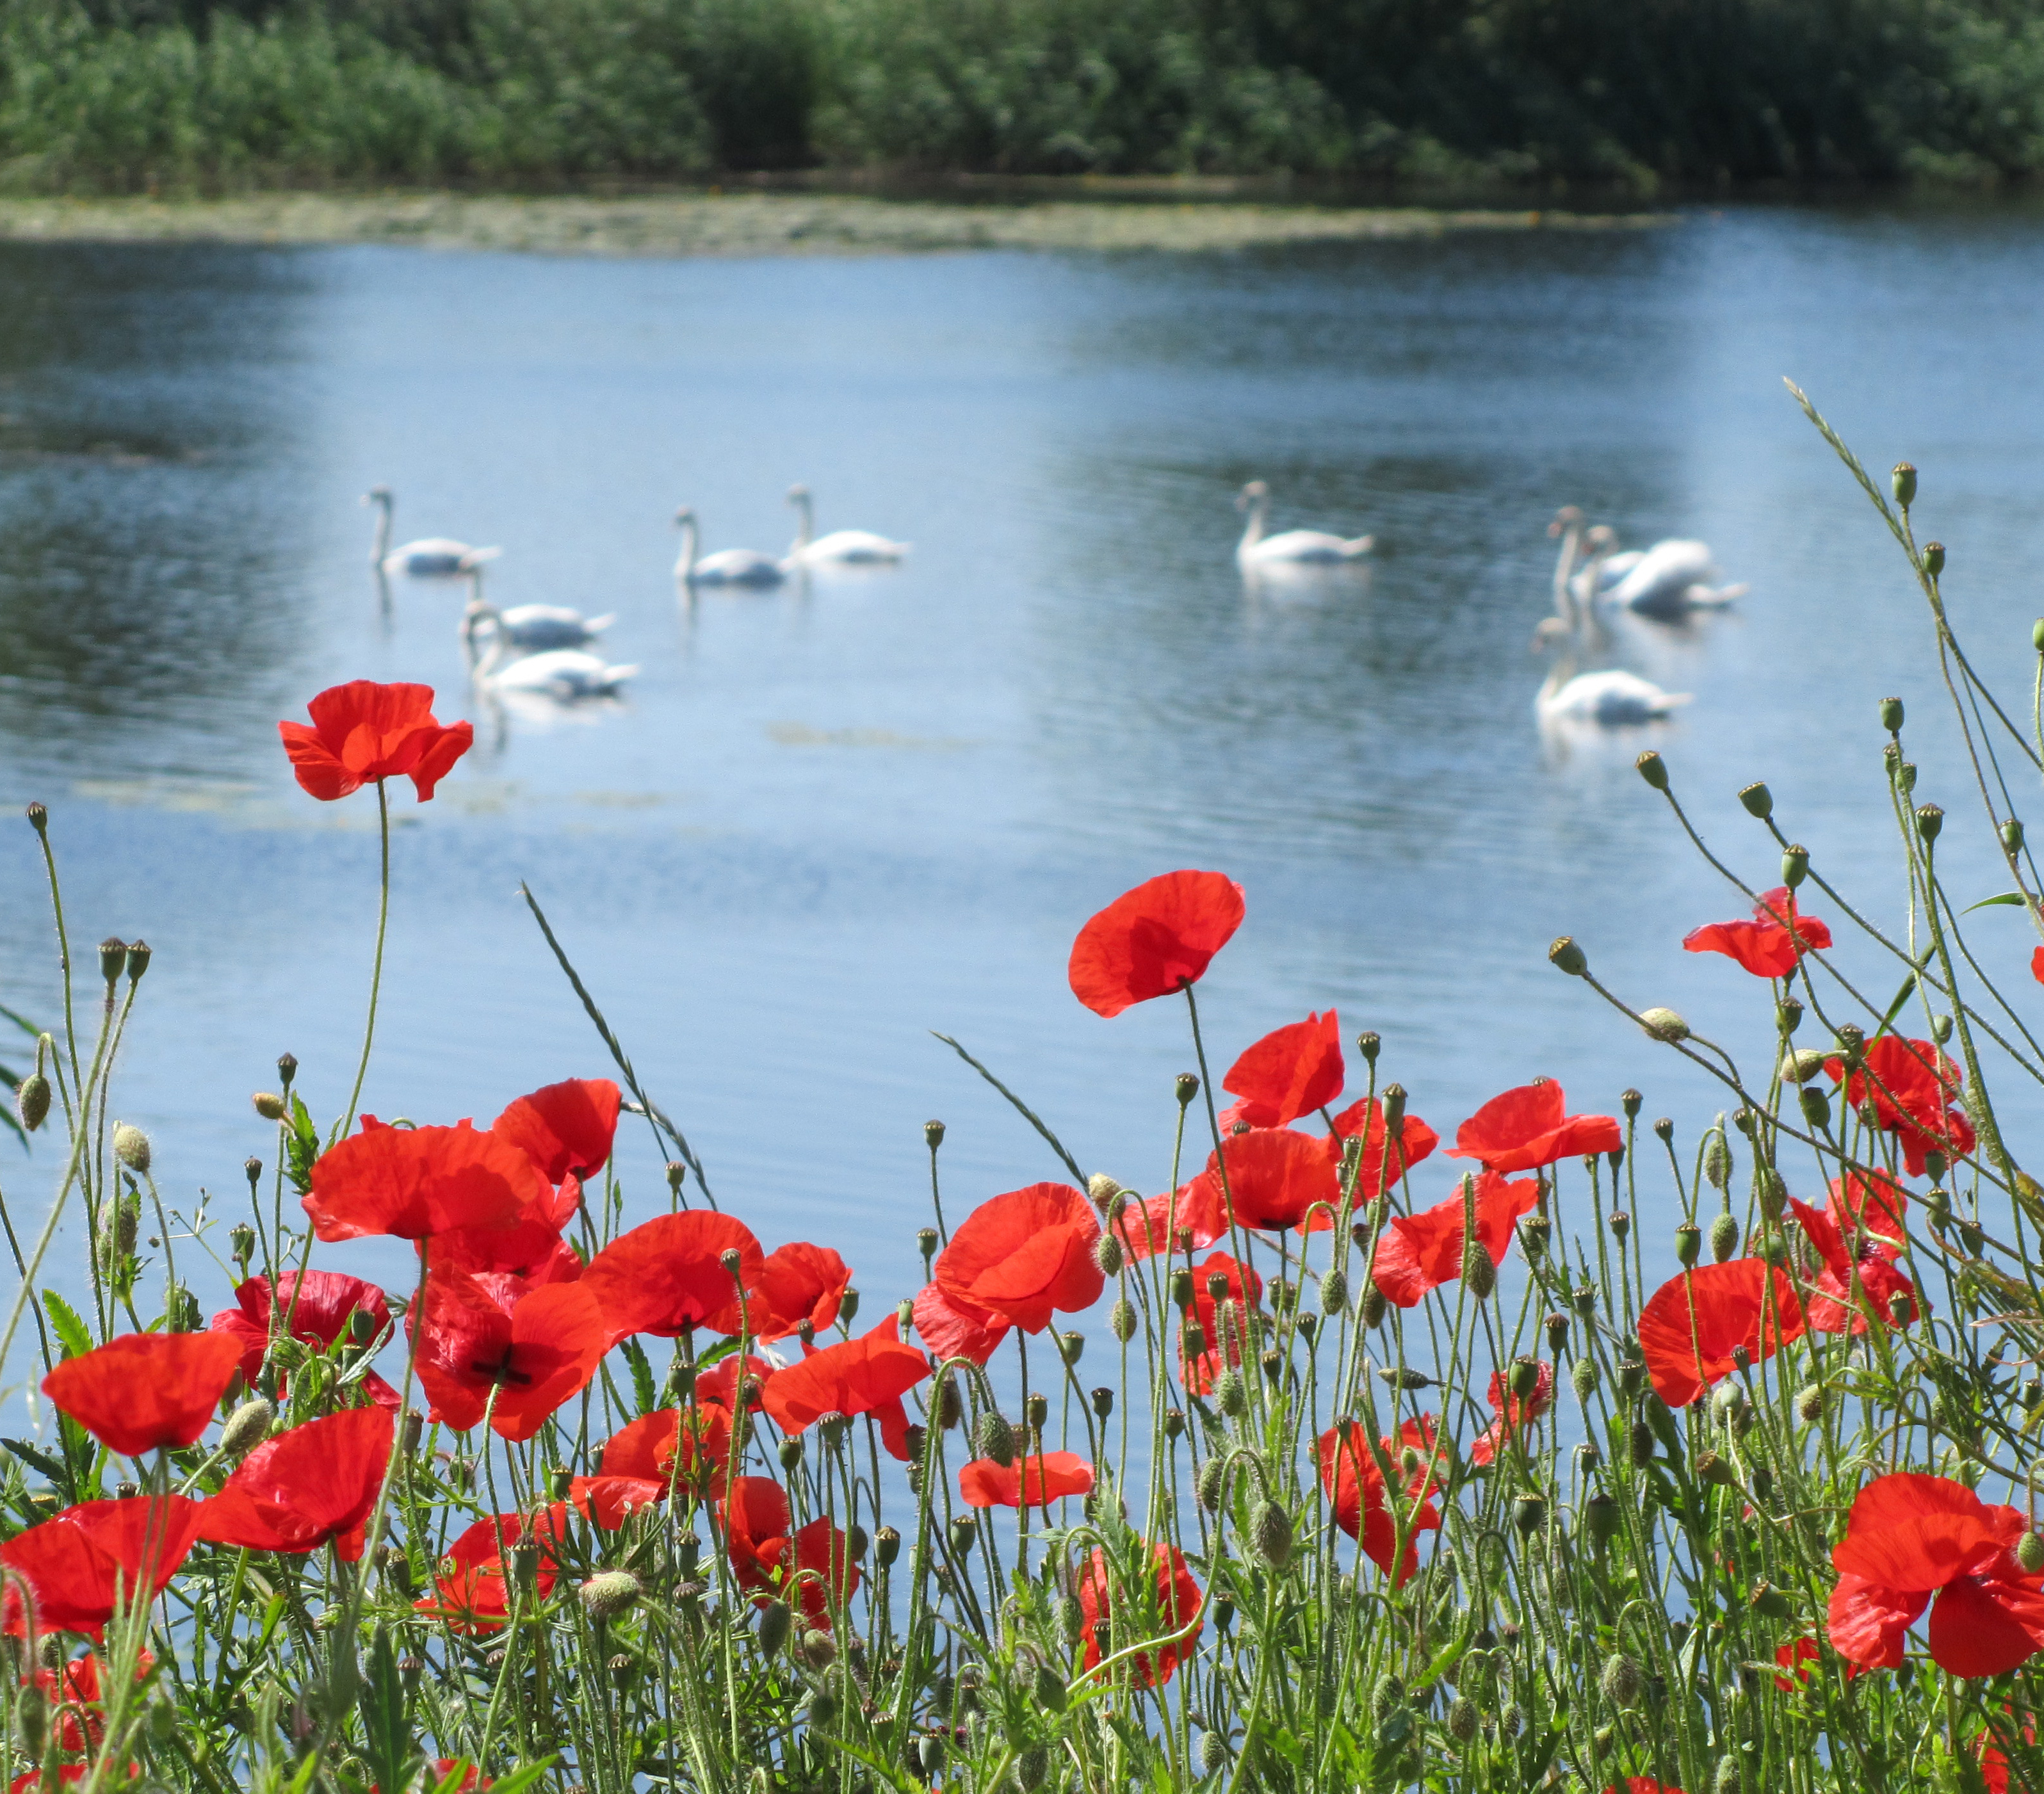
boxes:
[786,484,810,505]
[363,485,392,509]
[674,506,696,527]
[1548,505,1585,539]
[1584,523,1618,553]
[1532,615,1572,654]
[1236,480,1270,511]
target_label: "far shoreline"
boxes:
[0,188,1683,259]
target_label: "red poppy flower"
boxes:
[1317,1415,1441,1587]
[1108,1178,1233,1264]
[1824,1037,1976,1176]
[29,1649,152,1752]
[958,1451,1095,1509]
[755,1242,853,1342]
[1981,1710,2038,1794]
[580,1211,767,1343]
[2033,946,2044,987]
[694,1353,775,1412]
[10,1769,92,1792]
[1828,1473,2044,1676]
[910,1282,1010,1365]
[1317,1096,1440,1214]
[1602,1782,1685,1794]
[42,1332,243,1457]
[0,1497,204,1639]
[1468,1360,1555,1467]
[1787,1195,1918,1334]
[934,1184,1103,1332]
[1179,1252,1261,1396]
[1683,886,1832,979]
[1447,1080,1622,1174]
[422,1764,489,1794]
[305,1119,553,1244]
[1067,871,1245,1018]
[410,1270,610,1442]
[209,1270,400,1407]
[761,1317,930,1462]
[426,1220,583,1301]
[722,1476,859,1629]
[1076,1543,1203,1686]
[491,1078,621,1186]
[1196,1127,1340,1233]
[1220,1012,1342,1129]
[414,1506,567,1635]
[571,1403,734,1524]
[1773,1638,1819,1691]
[279,680,473,802]
[1637,1260,1808,1407]
[196,1407,393,1560]
[1369,1171,1539,1309]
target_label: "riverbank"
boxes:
[0,190,1676,257]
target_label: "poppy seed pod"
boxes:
[1584,1488,1619,1544]
[126,940,150,982]
[1924,542,1945,577]
[1024,1390,1048,1430]
[1781,843,1809,889]
[1600,1653,1641,1709]
[869,1524,900,1569]
[1381,1082,1408,1133]
[1169,1267,1195,1310]
[1638,1006,1689,1043]
[2016,1531,2044,1574]
[1697,1451,1737,1487]
[580,1570,641,1621]
[1058,1330,1085,1365]
[1899,759,1918,793]
[220,1396,275,1457]
[98,937,127,984]
[1512,1494,1546,1534]
[1675,1222,1701,1267]
[1635,750,1669,791]
[1570,1282,1597,1318]
[1164,1407,1186,1439]
[1110,1297,1138,1343]
[1931,1012,1953,1044]
[15,1073,49,1133]
[948,1515,977,1555]
[1917,803,1943,843]
[113,1122,151,1175]
[916,1228,938,1267]
[1749,1580,1792,1619]
[1520,1213,1551,1259]
[1709,1211,1740,1263]
[923,1119,945,1152]
[1571,1357,1598,1400]
[1091,1384,1114,1421]
[778,1438,803,1473]
[1738,782,1773,820]
[1182,1320,1208,1359]
[1175,1072,1199,1108]
[1892,462,1917,508]
[24,801,47,836]
[1548,936,1587,977]
[1879,695,1906,733]
[972,1410,1015,1467]
[1508,1355,1543,1402]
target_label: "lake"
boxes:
[2,202,2040,1327]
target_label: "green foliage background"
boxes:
[2,0,2044,191]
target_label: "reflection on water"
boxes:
[1,212,2041,1327]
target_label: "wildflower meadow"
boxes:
[2,394,2043,1794]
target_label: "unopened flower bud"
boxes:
[1781,843,1809,889]
[1781,1048,1826,1084]
[1198,1729,1229,1774]
[1215,1368,1247,1418]
[1798,1085,1831,1129]
[1584,1489,1619,1546]
[220,1396,275,1456]
[1196,1455,1225,1511]
[253,1091,286,1121]
[15,1686,45,1758]
[1571,1357,1598,1400]
[580,1570,641,1620]
[1755,1167,1785,1220]
[1924,542,1945,578]
[2016,1531,2044,1573]
[1639,1006,1688,1043]
[1600,1653,1641,1709]
[1629,1421,1656,1466]
[1110,1297,1138,1342]
[1092,1232,1124,1277]
[2035,618,2044,654]
[15,1074,49,1133]
[113,1121,150,1174]
[1548,936,1587,977]
[1709,1211,1740,1263]
[1319,1268,1348,1316]
[758,1599,791,1656]
[1635,750,1669,791]
[973,1410,1014,1467]
[1738,782,1773,820]
[1361,1285,1387,1329]
[1463,1243,1495,1299]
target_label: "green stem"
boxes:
[342,779,392,1140]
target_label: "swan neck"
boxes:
[1239,492,1267,551]
[1552,522,1582,617]
[674,516,697,579]
[371,498,390,565]
[793,492,813,549]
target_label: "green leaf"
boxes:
[1963,891,2031,912]
[284,1093,322,1195]
[42,1289,92,1361]
[357,1626,415,1794]
[620,1335,657,1416]
[2,1436,65,1482]
[473,1763,555,1794]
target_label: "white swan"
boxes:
[471,632,637,700]
[460,567,613,652]
[674,508,786,588]
[1575,527,1747,618]
[784,485,909,566]
[365,487,500,579]
[1536,527,1691,725]
[1235,481,1373,570]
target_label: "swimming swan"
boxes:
[365,486,501,579]
[784,485,909,566]
[1235,481,1374,569]
[1577,530,1747,618]
[471,632,637,700]
[674,508,786,588]
[1536,523,1691,725]
[460,567,613,651]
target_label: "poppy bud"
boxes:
[1738,782,1773,820]
[1164,1407,1186,1440]
[249,1090,288,1124]
[1512,1494,1545,1534]
[1110,1298,1137,1343]
[1196,1455,1226,1511]
[1361,1285,1387,1329]
[1091,1385,1113,1420]
[778,1438,803,1472]
[1629,1421,1655,1466]
[1709,1212,1740,1263]
[2016,1531,2044,1573]
[1058,1330,1085,1366]
[113,1122,150,1175]
[806,1684,838,1727]
[1548,937,1587,977]
[875,1524,901,1568]
[1379,1364,1434,1390]
[1891,463,1917,508]
[16,1685,45,1758]
[1635,750,1669,791]
[1636,1006,1687,1045]
[1198,1730,1229,1775]
[1215,1368,1247,1418]
[2036,618,2044,654]
[1463,1243,1495,1300]
[1252,1499,1294,1569]
[1931,1153,1956,1190]
[1703,1128,1731,1190]
[1092,1232,1124,1277]
[1917,803,1943,844]
[1798,1085,1831,1130]
[1584,1489,1619,1543]
[948,1515,977,1555]
[1600,1653,1641,1709]
[973,1410,1015,1467]
[1781,843,1809,890]
[1674,1222,1701,1267]
[1445,1695,1479,1743]
[1696,1451,1736,1487]
[1370,1674,1404,1723]
[1175,1072,1199,1108]
[1571,1357,1598,1401]
[15,1074,48,1133]
[1317,1268,1349,1317]
[220,1396,275,1456]
[758,1600,791,1656]
[580,1570,641,1621]
[1924,541,1945,577]
[98,936,127,984]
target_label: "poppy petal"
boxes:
[1221,1012,1343,1128]
[1067,871,1245,1017]
[42,1332,244,1457]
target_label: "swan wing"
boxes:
[797,529,910,563]
[1246,529,1372,565]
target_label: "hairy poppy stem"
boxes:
[340,779,391,1142]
